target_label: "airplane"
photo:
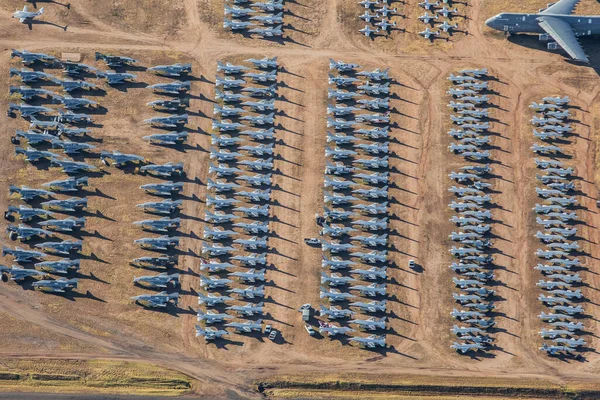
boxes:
[9,85,57,100]
[200,260,235,273]
[549,289,583,299]
[328,74,360,87]
[350,316,386,331]
[239,127,275,140]
[213,105,245,117]
[134,273,179,288]
[228,285,265,299]
[243,70,278,82]
[224,5,255,17]
[223,18,254,30]
[322,256,356,270]
[544,167,574,176]
[319,305,354,319]
[130,256,177,269]
[39,217,85,232]
[15,127,61,143]
[8,103,53,117]
[349,300,387,313]
[203,226,238,240]
[234,204,270,218]
[353,156,389,169]
[534,264,570,274]
[224,320,263,333]
[350,266,387,280]
[323,207,356,220]
[133,217,180,233]
[328,89,360,101]
[205,211,239,224]
[325,146,358,159]
[327,104,362,116]
[237,173,272,187]
[35,258,80,274]
[140,162,184,177]
[131,292,179,307]
[215,75,246,89]
[55,80,98,93]
[9,185,54,201]
[537,280,573,290]
[350,250,387,264]
[540,343,577,355]
[217,61,250,75]
[378,5,397,18]
[215,89,248,103]
[420,27,440,39]
[195,326,230,341]
[357,82,390,96]
[232,221,269,234]
[35,240,82,255]
[56,110,93,124]
[52,140,96,155]
[538,312,574,322]
[147,63,192,77]
[546,273,582,284]
[96,71,137,85]
[212,119,245,131]
[6,224,53,241]
[329,59,360,72]
[547,196,578,206]
[539,295,570,305]
[5,266,49,281]
[135,236,180,251]
[11,49,57,66]
[59,126,91,137]
[549,321,584,331]
[196,310,234,324]
[236,189,271,202]
[10,68,56,83]
[419,11,439,24]
[459,68,488,77]
[245,57,278,70]
[551,305,584,315]
[95,52,138,67]
[352,218,388,230]
[531,116,563,125]
[485,1,600,63]
[451,325,485,336]
[240,113,275,126]
[227,302,264,317]
[6,205,54,222]
[349,283,387,297]
[200,275,233,289]
[147,98,189,112]
[62,62,98,76]
[320,287,355,302]
[241,84,277,98]
[207,178,241,192]
[51,158,98,174]
[15,146,57,162]
[201,242,235,257]
[539,328,574,338]
[419,0,439,10]
[376,19,397,31]
[100,151,144,167]
[147,81,191,94]
[325,162,357,175]
[41,197,87,212]
[359,25,380,37]
[252,0,284,11]
[352,187,388,199]
[451,342,485,354]
[143,114,188,128]
[318,321,355,336]
[546,227,577,237]
[349,335,386,348]
[234,236,268,250]
[232,253,267,266]
[143,132,188,145]
[327,132,359,145]
[241,99,276,112]
[451,309,485,321]
[211,134,244,147]
[321,272,356,286]
[323,191,359,205]
[197,292,234,306]
[352,202,388,215]
[355,126,389,139]
[136,199,183,214]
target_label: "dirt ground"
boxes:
[2,0,600,398]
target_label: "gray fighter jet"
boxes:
[201,242,235,257]
[134,217,180,232]
[14,130,56,146]
[41,197,87,212]
[143,114,188,128]
[234,204,269,217]
[328,74,360,86]
[207,178,241,192]
[147,63,192,77]
[96,71,137,85]
[229,285,265,299]
[352,203,388,215]
[225,320,263,333]
[229,269,266,283]
[15,146,57,162]
[42,177,88,192]
[237,173,272,187]
[52,140,96,155]
[10,68,56,83]
[134,236,180,250]
[95,52,138,67]
[55,80,98,93]
[322,256,356,270]
[11,49,57,66]
[35,258,79,274]
[131,256,177,269]
[203,226,238,240]
[8,103,53,117]
[147,98,189,111]
[137,199,182,214]
[6,205,54,222]
[56,110,93,124]
[234,236,268,250]
[147,81,191,94]
[240,128,275,141]
[352,234,387,248]
[140,162,184,177]
[245,56,278,69]
[140,181,184,196]
[206,195,240,209]
[9,185,54,201]
[6,266,49,281]
[51,158,98,174]
[134,273,179,288]
[242,84,277,98]
[32,278,78,293]
[62,62,98,77]
[320,287,355,302]
[197,292,234,306]
[10,85,57,100]
[195,326,230,341]
[39,217,85,232]
[35,240,82,255]
[6,224,53,240]
[350,316,386,331]
[131,291,179,307]
[240,113,275,126]
[197,310,234,324]
[321,272,356,286]
[350,335,386,348]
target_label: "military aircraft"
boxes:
[35,258,80,274]
[147,81,191,95]
[147,98,189,112]
[451,342,485,354]
[227,302,264,317]
[326,146,357,159]
[211,135,243,148]
[9,185,54,201]
[195,326,230,341]
[243,70,277,83]
[318,321,355,336]
[140,181,184,196]
[225,320,263,333]
[10,85,57,100]
[233,221,269,234]
[134,273,179,288]
[240,113,275,126]
[134,217,180,233]
[6,205,54,222]
[215,75,246,89]
[224,5,255,17]
[203,226,238,240]
[321,272,356,286]
[353,156,389,169]
[62,62,98,77]
[201,242,235,257]
[350,316,386,331]
[131,291,179,307]
[197,292,234,306]
[320,287,355,302]
[352,187,388,199]
[6,225,53,241]
[229,285,265,299]
[8,103,53,118]
[59,126,91,137]
[350,283,386,297]
[200,274,234,289]
[42,177,88,192]
[329,59,360,72]
[35,240,82,255]
[32,278,78,293]
[39,217,85,232]
[328,74,360,87]
[55,80,98,93]
[52,140,96,155]
[350,335,386,348]
[212,119,245,131]
[131,256,177,269]
[205,211,239,224]
[213,104,245,117]
[319,305,354,319]
[95,52,138,67]
[207,178,241,193]
[419,27,440,39]
[234,236,268,250]
[140,162,184,177]
[100,151,144,167]
[357,98,390,110]
[215,90,248,103]
[352,218,388,231]
[485,0,600,63]
[10,68,56,83]
[323,207,356,220]
[147,63,192,77]
[143,114,188,128]
[538,312,574,322]
[134,236,180,251]
[96,71,137,85]
[238,158,273,172]
[15,147,57,162]
[5,266,49,281]
[207,194,240,209]
[11,49,57,66]
[51,158,98,174]
[197,310,234,325]
[136,199,182,214]
[143,131,189,146]
[234,204,269,218]
[322,256,356,270]
[14,130,56,146]
[232,253,267,267]
[55,110,93,124]
[242,84,277,98]
[239,128,275,141]
[359,25,380,37]
[237,173,272,187]
[41,197,87,212]
[350,266,387,281]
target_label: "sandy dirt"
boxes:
[1,0,600,398]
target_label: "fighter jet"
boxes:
[539,312,574,322]
[11,49,57,66]
[143,114,188,128]
[135,236,180,251]
[200,260,234,273]
[319,305,354,319]
[100,151,144,167]
[215,75,246,89]
[323,207,356,220]
[327,132,359,145]
[140,162,184,177]
[357,68,390,81]
[350,317,386,331]
[359,25,380,37]
[39,217,85,232]
[353,156,389,169]
[320,287,355,302]
[10,68,56,83]
[328,74,360,87]
[213,105,245,117]
[350,283,386,297]
[41,197,87,212]
[352,231,387,247]
[147,98,189,112]
[35,258,80,274]
[52,140,96,155]
[134,217,180,233]
[55,80,98,93]
[42,177,88,192]
[325,162,357,176]
[318,321,355,336]
[234,204,269,218]
[205,211,239,224]
[329,59,360,72]
[460,68,488,77]
[212,119,245,131]
[131,291,179,307]
[215,89,248,103]
[352,218,388,231]
[355,126,389,139]
[14,130,56,146]
[200,274,233,289]
[357,82,390,96]
[242,99,276,112]
[35,240,82,255]
[232,221,269,234]
[8,103,53,118]
[239,128,275,141]
[6,225,53,241]
[241,84,277,97]
[352,203,388,215]
[225,320,263,333]
[195,326,230,341]
[229,269,266,283]
[237,174,272,187]
[6,205,54,222]
[201,242,235,257]
[357,98,390,110]
[136,199,182,214]
[10,85,57,100]
[229,285,265,299]
[56,110,93,124]
[232,253,267,266]
[322,256,356,270]
[352,187,388,199]
[147,63,192,77]
[224,5,255,17]
[243,70,277,83]
[236,189,271,202]
[203,226,238,240]
[95,52,138,68]
[419,27,440,39]
[240,113,275,126]
[223,18,254,30]
[323,191,359,205]
[15,147,57,162]
[250,12,284,25]
[207,178,241,193]
[451,342,485,354]
[211,135,244,148]
[327,104,362,116]
[134,273,179,288]
[321,272,356,286]
[143,132,188,145]
[9,185,53,202]
[197,310,234,324]
[197,292,234,306]
[96,71,137,85]
[234,236,268,250]
[6,266,49,281]
[328,89,360,101]
[326,146,358,159]
[350,335,386,348]
[131,256,177,269]
[62,62,98,77]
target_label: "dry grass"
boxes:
[0,358,193,396]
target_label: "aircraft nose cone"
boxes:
[485,16,496,28]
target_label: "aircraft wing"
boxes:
[537,16,589,62]
[541,0,581,15]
